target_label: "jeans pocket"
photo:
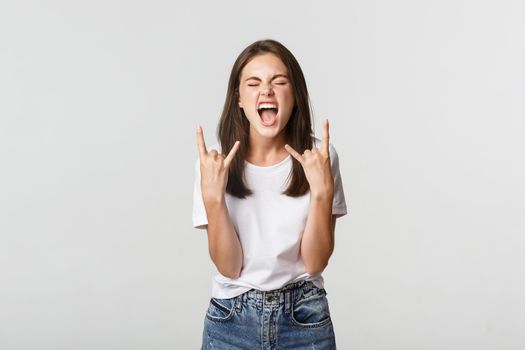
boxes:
[205,297,236,322]
[291,288,332,328]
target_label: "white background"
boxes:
[1,0,524,349]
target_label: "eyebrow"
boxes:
[244,74,289,82]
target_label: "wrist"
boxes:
[203,194,226,208]
[309,188,334,202]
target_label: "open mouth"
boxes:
[257,103,278,126]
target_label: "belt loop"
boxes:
[235,293,243,312]
[285,289,292,314]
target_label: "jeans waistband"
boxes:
[236,280,314,314]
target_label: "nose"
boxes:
[261,83,274,96]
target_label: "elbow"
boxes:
[304,256,330,275]
[302,236,334,275]
[218,266,241,279]
[305,262,328,276]
[208,243,243,280]
[304,251,332,275]
[212,252,243,279]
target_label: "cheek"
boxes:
[281,94,295,120]
[239,90,257,106]
[281,89,294,104]
[283,93,295,110]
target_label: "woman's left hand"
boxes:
[284,119,334,199]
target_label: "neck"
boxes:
[246,129,288,165]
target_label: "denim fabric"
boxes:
[202,280,336,350]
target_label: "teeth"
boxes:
[258,103,277,109]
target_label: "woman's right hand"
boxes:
[196,126,240,204]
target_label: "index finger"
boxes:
[322,119,330,154]
[196,125,208,158]
[284,144,304,165]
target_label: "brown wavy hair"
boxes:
[217,39,314,198]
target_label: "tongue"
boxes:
[260,109,277,126]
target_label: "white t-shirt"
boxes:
[192,138,347,298]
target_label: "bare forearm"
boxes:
[204,197,243,279]
[301,192,334,275]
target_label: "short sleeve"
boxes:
[329,143,348,218]
[192,158,208,229]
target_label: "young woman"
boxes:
[192,39,347,349]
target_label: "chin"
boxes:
[260,126,286,139]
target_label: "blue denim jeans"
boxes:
[202,280,336,350]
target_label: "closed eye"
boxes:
[274,79,288,85]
